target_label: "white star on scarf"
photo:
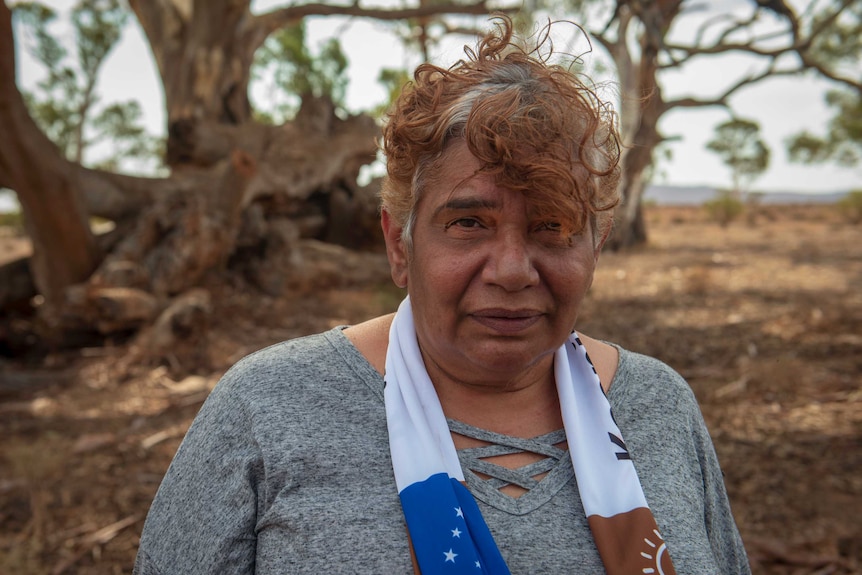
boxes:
[444,549,458,563]
[452,527,462,538]
[455,507,464,518]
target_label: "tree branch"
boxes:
[664,0,852,61]
[663,66,802,112]
[252,1,512,44]
[660,0,860,91]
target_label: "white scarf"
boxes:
[384,297,676,575]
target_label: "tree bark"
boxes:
[602,1,681,250]
[128,0,258,130]
[128,0,502,168]
[0,3,101,313]
[1,0,495,341]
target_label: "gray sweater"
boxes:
[134,327,751,574]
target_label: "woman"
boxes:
[134,16,750,574]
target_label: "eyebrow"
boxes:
[432,197,500,218]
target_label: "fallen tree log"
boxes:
[0,91,382,353]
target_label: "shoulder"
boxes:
[577,334,619,394]
[224,329,340,382]
[608,346,700,416]
[213,326,383,406]
[342,313,394,376]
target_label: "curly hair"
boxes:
[380,15,621,249]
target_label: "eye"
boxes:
[445,217,483,230]
[534,221,562,233]
[532,221,575,247]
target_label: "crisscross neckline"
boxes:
[448,418,575,516]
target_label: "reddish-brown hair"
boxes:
[380,15,621,247]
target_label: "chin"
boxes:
[468,344,554,375]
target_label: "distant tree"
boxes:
[703,190,745,227]
[373,67,412,117]
[521,0,862,249]
[837,189,862,224]
[787,1,861,167]
[707,118,770,197]
[787,89,861,166]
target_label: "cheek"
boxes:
[411,247,480,294]
[548,259,596,300]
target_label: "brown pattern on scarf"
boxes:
[589,507,676,575]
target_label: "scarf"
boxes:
[384,297,676,575]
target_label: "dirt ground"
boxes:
[1,204,860,574]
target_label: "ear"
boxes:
[593,223,612,261]
[381,208,409,288]
[595,226,612,262]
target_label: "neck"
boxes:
[422,351,563,437]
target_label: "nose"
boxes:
[481,228,540,291]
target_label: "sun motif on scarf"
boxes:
[640,529,673,575]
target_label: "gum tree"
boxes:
[706,117,770,197]
[0,0,511,342]
[541,0,862,248]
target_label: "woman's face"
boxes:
[383,141,604,391]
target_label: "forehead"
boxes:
[421,142,495,202]
[413,140,598,239]
[420,142,547,218]
[420,153,508,216]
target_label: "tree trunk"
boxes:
[0,0,421,348]
[603,0,680,251]
[0,3,101,315]
[128,0,257,127]
[128,0,262,171]
[607,94,661,250]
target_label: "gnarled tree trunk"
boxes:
[0,0,505,358]
[1,2,380,348]
[0,4,101,318]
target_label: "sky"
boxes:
[10,0,862,197]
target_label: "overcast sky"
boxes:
[12,0,861,195]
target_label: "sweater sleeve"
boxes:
[689,406,752,574]
[609,347,752,574]
[133,359,266,575]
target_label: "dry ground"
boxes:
[1,204,860,574]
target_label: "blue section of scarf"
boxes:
[399,473,511,574]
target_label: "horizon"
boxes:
[0,185,852,215]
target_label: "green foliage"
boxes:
[703,190,745,227]
[837,189,862,224]
[12,0,162,172]
[808,0,862,67]
[251,22,349,124]
[88,101,164,171]
[370,67,411,118]
[706,118,770,194]
[787,2,861,167]
[787,88,861,166]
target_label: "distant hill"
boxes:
[644,185,850,206]
[0,185,852,213]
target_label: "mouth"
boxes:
[470,309,544,334]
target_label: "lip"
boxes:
[470,309,544,334]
